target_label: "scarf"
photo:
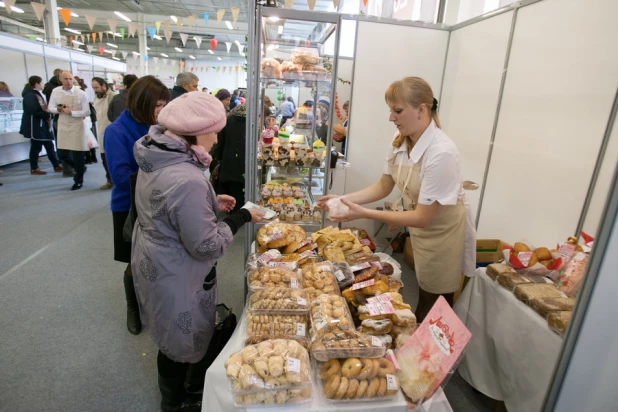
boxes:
[163,130,212,168]
[34,90,51,129]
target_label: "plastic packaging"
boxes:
[302,262,341,300]
[248,266,303,291]
[310,295,354,337]
[311,329,386,361]
[233,383,313,407]
[246,312,310,343]
[513,283,567,304]
[316,357,400,401]
[224,339,311,394]
[486,263,515,281]
[529,297,575,318]
[332,262,355,289]
[547,311,571,335]
[556,252,588,297]
[326,197,349,219]
[248,287,310,314]
[497,272,554,290]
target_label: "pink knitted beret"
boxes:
[158,91,227,136]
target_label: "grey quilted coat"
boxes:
[131,126,233,363]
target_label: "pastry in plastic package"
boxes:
[529,297,575,318]
[292,50,320,65]
[302,262,341,300]
[233,384,312,407]
[378,262,395,276]
[556,252,588,297]
[311,329,386,361]
[248,287,310,314]
[324,246,347,263]
[547,311,571,335]
[256,221,307,252]
[310,295,354,337]
[225,339,311,396]
[497,272,538,290]
[346,252,380,265]
[354,265,380,283]
[246,313,310,342]
[513,283,566,304]
[332,262,355,289]
[361,319,393,335]
[248,266,303,291]
[317,357,399,400]
[486,263,514,280]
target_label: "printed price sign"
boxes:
[376,301,396,314]
[287,357,301,373]
[351,279,375,291]
[298,238,312,249]
[350,262,371,272]
[386,374,398,391]
[315,318,328,331]
[365,303,381,316]
[558,243,576,259]
[335,270,346,282]
[372,336,383,347]
[258,251,279,265]
[296,323,306,336]
[296,296,306,305]
[268,261,296,270]
[290,278,299,289]
[360,238,372,246]
[518,251,533,267]
[299,250,314,259]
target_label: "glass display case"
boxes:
[245,6,342,241]
[0,97,23,134]
[0,97,30,167]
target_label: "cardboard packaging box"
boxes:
[476,239,504,266]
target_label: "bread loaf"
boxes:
[530,297,575,318]
[514,283,565,303]
[547,311,571,335]
[486,263,514,280]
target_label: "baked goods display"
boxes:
[302,262,340,300]
[547,311,572,335]
[332,262,355,289]
[258,142,327,168]
[248,266,303,291]
[260,50,329,81]
[529,297,575,318]
[318,357,400,400]
[497,272,553,290]
[248,287,310,314]
[486,263,515,281]
[310,329,386,361]
[234,386,312,406]
[556,252,588,297]
[310,226,372,259]
[310,294,354,337]
[256,221,308,253]
[246,313,310,342]
[513,283,567,304]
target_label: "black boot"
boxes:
[159,375,202,412]
[123,273,142,335]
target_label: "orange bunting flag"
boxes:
[92,32,97,42]
[216,9,225,22]
[235,66,239,72]
[59,8,72,26]
[307,0,316,10]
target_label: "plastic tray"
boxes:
[310,328,386,362]
[309,295,355,338]
[246,312,310,343]
[233,383,313,407]
[302,262,341,300]
[332,262,355,289]
[247,288,310,315]
[247,266,303,291]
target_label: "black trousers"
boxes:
[415,288,454,324]
[220,181,245,213]
[101,153,112,183]
[57,149,85,184]
[30,139,60,170]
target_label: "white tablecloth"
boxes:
[203,312,453,412]
[453,268,563,412]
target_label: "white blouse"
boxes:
[383,120,464,206]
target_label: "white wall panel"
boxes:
[345,21,449,233]
[440,11,513,219]
[25,54,48,81]
[0,49,26,97]
[477,0,618,246]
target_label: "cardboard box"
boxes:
[476,239,504,264]
[403,237,415,270]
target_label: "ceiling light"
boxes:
[170,15,177,23]
[103,49,112,53]
[36,37,44,42]
[278,26,283,34]
[208,50,214,54]
[57,7,77,17]
[64,28,81,35]
[189,55,195,59]
[113,57,121,61]
[217,57,222,61]
[114,11,131,22]
[161,53,169,57]
[146,46,150,50]
[175,47,182,52]
[107,43,118,48]
[132,51,140,56]
[268,16,279,22]
[225,21,233,30]
[72,40,84,45]
[153,35,162,40]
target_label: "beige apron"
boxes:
[93,91,114,153]
[57,92,88,151]
[388,153,466,294]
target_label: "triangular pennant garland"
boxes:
[121,51,128,60]
[202,13,209,26]
[120,28,125,39]
[164,29,172,44]
[80,34,85,43]
[92,32,97,42]
[162,58,168,66]
[176,17,183,31]
[146,26,156,40]
[3,0,15,14]
[99,32,103,43]
[128,22,138,37]
[165,20,171,32]
[210,39,218,50]
[223,66,227,73]
[153,56,158,64]
[188,15,195,27]
[333,0,340,7]
[285,0,294,8]
[86,45,93,53]
[237,42,243,53]
[59,8,72,26]
[307,0,316,10]
[31,2,47,21]
[107,19,117,34]
[180,33,189,47]
[235,65,239,72]
[194,36,202,49]
[83,14,96,30]
[155,21,161,35]
[216,9,225,22]
[231,7,240,23]
[111,50,117,58]
[98,47,104,56]
[225,42,232,53]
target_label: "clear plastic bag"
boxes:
[233,383,312,407]
[247,287,310,315]
[302,262,341,300]
[310,294,354,338]
[332,262,354,289]
[247,266,303,291]
[246,312,310,343]
[310,328,386,362]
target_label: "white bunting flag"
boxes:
[86,45,94,53]
[194,36,202,49]
[121,51,128,60]
[110,49,117,58]
[84,14,96,30]
[180,33,189,47]
[225,42,232,53]
[153,56,158,64]
[164,29,172,44]
[128,22,138,37]
[31,2,47,21]
[107,19,118,34]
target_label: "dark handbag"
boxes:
[122,173,138,242]
[202,304,237,370]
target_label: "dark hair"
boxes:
[215,88,231,101]
[181,135,198,146]
[28,76,43,87]
[123,74,138,89]
[303,100,313,107]
[127,76,170,125]
[92,77,108,89]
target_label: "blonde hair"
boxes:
[385,77,441,148]
[0,82,10,93]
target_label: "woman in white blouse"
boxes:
[319,77,476,321]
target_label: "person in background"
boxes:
[215,88,231,112]
[43,69,69,173]
[48,71,91,191]
[73,77,98,165]
[0,82,12,97]
[20,76,63,175]
[238,91,246,104]
[108,74,138,123]
[229,89,241,110]
[201,87,208,93]
[277,95,295,127]
[287,96,296,110]
[210,104,247,211]
[92,77,115,190]
[43,69,63,101]
[170,72,199,100]
[104,76,170,336]
[333,100,350,154]
[131,92,263,411]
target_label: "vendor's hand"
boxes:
[317,194,339,211]
[329,198,367,223]
[217,195,236,213]
[248,208,265,223]
[63,107,72,115]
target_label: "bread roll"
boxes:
[513,242,530,253]
[540,259,554,269]
[535,247,552,261]
[527,252,538,267]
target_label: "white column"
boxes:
[138,13,148,76]
[43,0,61,46]
[444,0,460,24]
[420,0,438,22]
[456,0,486,23]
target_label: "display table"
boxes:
[202,313,453,412]
[453,268,563,412]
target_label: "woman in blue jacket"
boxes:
[20,76,63,175]
[104,76,170,335]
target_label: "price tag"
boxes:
[375,294,393,303]
[360,238,371,246]
[290,278,299,289]
[365,303,381,316]
[351,279,375,291]
[315,318,328,331]
[268,261,295,269]
[371,261,383,270]
[299,250,314,259]
[268,232,284,241]
[264,218,279,227]
[309,243,318,251]
[558,243,576,259]
[335,270,346,282]
[258,251,279,265]
[287,357,301,373]
[296,296,306,306]
[372,336,383,347]
[557,290,568,298]
[298,238,312,249]
[386,374,398,391]
[376,301,396,315]
[386,349,400,370]
[518,252,533,267]
[350,262,371,272]
[296,323,306,336]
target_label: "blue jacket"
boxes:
[104,110,150,212]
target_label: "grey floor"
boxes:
[0,159,493,412]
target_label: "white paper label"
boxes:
[335,270,346,282]
[287,357,301,373]
[290,278,299,289]
[268,261,296,269]
[315,318,328,331]
[264,218,279,227]
[375,294,393,303]
[372,336,383,347]
[350,262,371,272]
[376,301,396,314]
[543,277,554,284]
[296,323,306,336]
[360,238,371,246]
[386,374,398,391]
[371,261,383,270]
[557,291,568,298]
[268,232,284,241]
[351,279,375,291]
[299,250,314,259]
[296,296,306,306]
[558,243,576,259]
[518,251,533,267]
[365,303,381,316]
[386,349,400,370]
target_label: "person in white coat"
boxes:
[92,77,115,190]
[49,71,91,191]
[320,77,476,322]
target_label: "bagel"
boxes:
[345,379,360,399]
[324,375,340,399]
[334,376,349,399]
[367,377,380,398]
[377,377,387,397]
[319,359,341,380]
[370,359,381,379]
[356,379,369,398]
[376,358,396,377]
[341,358,362,379]
[357,358,375,380]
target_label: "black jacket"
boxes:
[20,86,52,140]
[170,86,187,101]
[43,76,61,102]
[108,89,128,123]
[210,105,247,184]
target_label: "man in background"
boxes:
[107,74,138,123]
[277,95,295,127]
[92,77,115,190]
[170,72,199,100]
[44,68,73,175]
[229,89,241,110]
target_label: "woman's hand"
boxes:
[317,194,339,211]
[217,195,236,213]
[248,209,265,223]
[329,198,368,223]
